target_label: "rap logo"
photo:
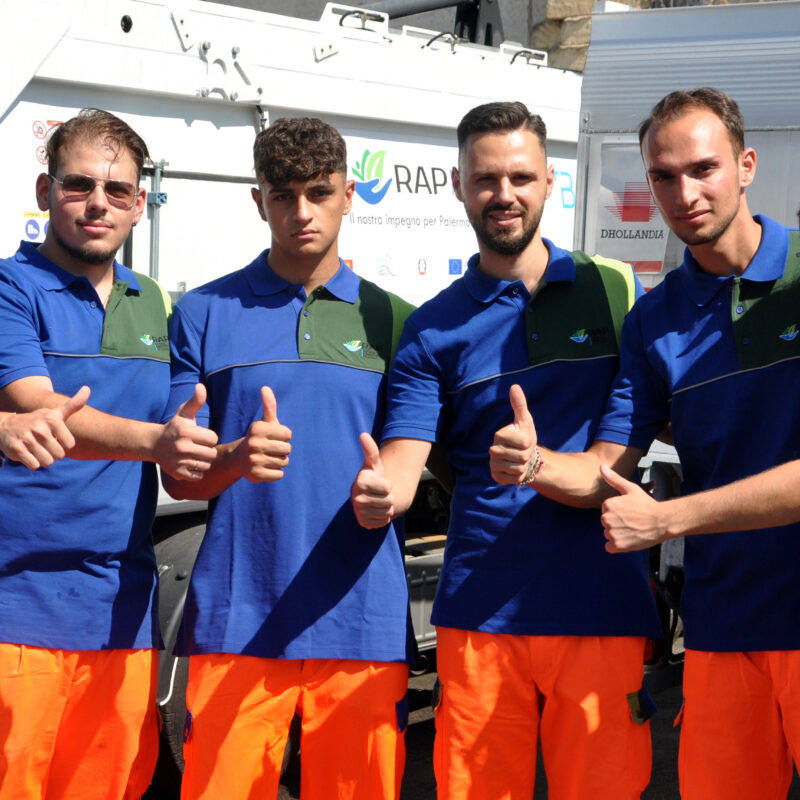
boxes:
[353,150,392,205]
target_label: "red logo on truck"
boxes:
[605,182,658,222]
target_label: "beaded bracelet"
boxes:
[518,445,543,489]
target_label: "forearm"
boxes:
[383,462,423,518]
[162,439,245,500]
[528,447,612,508]
[4,383,162,462]
[655,461,800,538]
[383,438,432,517]
[519,438,645,509]
[351,436,432,528]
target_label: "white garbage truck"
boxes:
[0,0,583,790]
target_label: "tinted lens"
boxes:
[104,180,137,204]
[60,175,96,196]
[56,174,137,208]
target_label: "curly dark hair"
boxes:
[46,108,150,181]
[457,101,547,154]
[254,117,347,185]
[639,88,745,155]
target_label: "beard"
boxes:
[52,224,120,266]
[673,207,738,247]
[467,203,544,257]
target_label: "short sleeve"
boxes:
[164,300,210,426]
[595,303,670,450]
[381,321,446,444]
[0,276,50,390]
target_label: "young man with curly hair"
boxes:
[162,117,415,800]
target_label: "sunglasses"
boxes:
[48,173,140,210]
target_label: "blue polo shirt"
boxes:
[0,242,170,650]
[165,252,415,662]
[597,216,800,652]
[383,241,661,637]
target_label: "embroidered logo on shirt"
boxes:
[779,324,799,342]
[570,328,592,345]
[140,334,167,351]
[568,326,612,346]
[343,339,379,359]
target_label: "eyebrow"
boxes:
[472,168,537,178]
[648,153,721,173]
[268,179,335,194]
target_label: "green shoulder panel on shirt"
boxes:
[733,230,800,371]
[100,272,171,361]
[525,251,635,366]
[297,277,414,373]
[585,253,638,349]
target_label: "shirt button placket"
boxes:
[300,296,313,352]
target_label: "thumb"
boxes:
[261,386,279,423]
[178,383,206,420]
[359,432,384,477]
[58,385,91,420]
[509,384,535,433]
[600,463,639,495]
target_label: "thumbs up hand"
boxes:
[176,382,206,422]
[159,383,219,480]
[351,432,394,529]
[0,385,91,470]
[58,384,91,424]
[600,464,668,552]
[489,384,539,485]
[239,386,292,483]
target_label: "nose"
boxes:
[675,174,699,209]
[85,181,109,211]
[494,177,514,205]
[294,195,312,221]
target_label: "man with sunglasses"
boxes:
[0,108,218,800]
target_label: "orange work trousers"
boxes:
[181,654,409,800]
[434,627,652,800]
[0,644,158,800]
[679,648,800,800]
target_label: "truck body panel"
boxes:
[575,0,800,288]
[2,0,581,306]
[0,0,583,665]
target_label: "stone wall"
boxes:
[529,0,779,72]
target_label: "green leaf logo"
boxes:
[353,149,386,181]
[569,329,591,344]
